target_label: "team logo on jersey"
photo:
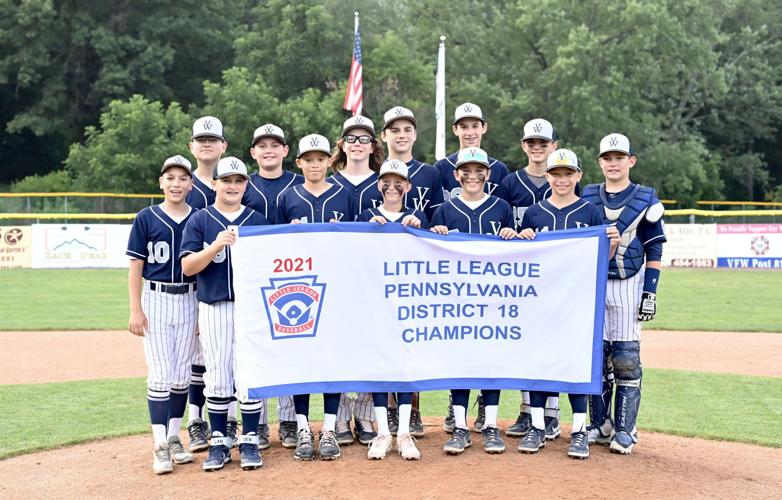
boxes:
[410,186,430,211]
[261,276,326,340]
[489,221,503,235]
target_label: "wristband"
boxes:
[643,267,660,293]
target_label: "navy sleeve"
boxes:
[416,210,430,230]
[431,204,445,227]
[519,205,536,231]
[276,193,289,224]
[180,213,204,257]
[126,210,149,260]
[502,201,514,229]
[357,208,374,222]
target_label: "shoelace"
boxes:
[281,421,297,436]
[474,396,486,422]
[355,419,372,433]
[188,422,204,440]
[389,409,399,428]
[207,445,225,460]
[321,431,338,447]
[484,427,500,440]
[336,420,350,433]
[571,432,587,447]
[226,420,237,438]
[446,402,455,421]
[297,429,312,446]
[155,446,171,461]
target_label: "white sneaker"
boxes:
[397,433,420,460]
[367,434,393,459]
[152,443,173,474]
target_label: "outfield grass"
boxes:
[1,268,780,332]
[652,269,782,332]
[2,369,780,459]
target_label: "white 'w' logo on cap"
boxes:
[533,122,543,133]
[310,137,320,147]
[609,136,619,147]
[202,120,213,130]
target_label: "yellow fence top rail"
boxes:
[696,200,782,207]
[0,192,163,199]
[0,213,137,220]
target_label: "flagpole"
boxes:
[435,36,446,160]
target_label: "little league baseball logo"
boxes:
[261,276,326,339]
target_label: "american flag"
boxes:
[343,12,363,116]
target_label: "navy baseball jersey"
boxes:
[501,169,581,231]
[357,206,430,229]
[276,184,354,224]
[431,196,514,236]
[520,199,603,233]
[328,172,382,219]
[186,174,216,210]
[180,206,268,303]
[404,159,444,220]
[434,152,509,200]
[242,171,304,224]
[582,182,667,279]
[126,204,196,283]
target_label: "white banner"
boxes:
[716,223,782,269]
[232,223,609,399]
[31,224,132,268]
[662,223,717,268]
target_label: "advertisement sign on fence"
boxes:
[0,226,32,268]
[661,224,717,268]
[716,224,782,269]
[31,224,132,268]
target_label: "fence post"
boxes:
[689,214,695,224]
[64,196,68,214]
[26,196,31,214]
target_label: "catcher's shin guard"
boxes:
[589,341,614,427]
[612,341,642,440]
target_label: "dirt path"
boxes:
[2,329,780,385]
[1,420,780,499]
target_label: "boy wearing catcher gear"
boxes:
[243,123,302,448]
[330,116,382,446]
[184,116,228,452]
[431,147,516,455]
[581,133,666,455]
[127,155,198,474]
[434,103,510,203]
[517,149,620,459]
[181,157,269,471]
[282,135,346,461]
[361,159,426,460]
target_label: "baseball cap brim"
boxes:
[214,171,249,181]
[598,148,633,157]
[455,160,489,169]
[546,164,580,172]
[297,148,331,159]
[522,134,554,141]
[192,132,224,140]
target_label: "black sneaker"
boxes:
[318,430,342,460]
[202,434,232,471]
[293,428,315,461]
[518,427,546,453]
[256,423,270,450]
[443,395,455,433]
[443,427,472,454]
[335,419,355,445]
[388,407,399,436]
[187,418,209,452]
[354,417,377,445]
[226,417,239,448]
[238,433,263,470]
[568,431,589,459]
[506,412,532,437]
[482,426,506,454]
[278,420,298,449]
[544,414,561,440]
[410,407,425,437]
[472,394,486,432]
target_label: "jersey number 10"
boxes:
[147,241,170,264]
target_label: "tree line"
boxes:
[3,0,781,205]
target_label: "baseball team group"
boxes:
[126,102,666,474]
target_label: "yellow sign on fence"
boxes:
[0,226,32,268]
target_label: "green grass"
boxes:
[651,268,782,332]
[2,369,779,459]
[1,268,780,332]
[0,269,128,330]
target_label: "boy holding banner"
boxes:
[517,149,620,459]
[358,159,426,461]
[430,147,516,455]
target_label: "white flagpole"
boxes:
[435,36,446,160]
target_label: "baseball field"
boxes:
[1,268,781,498]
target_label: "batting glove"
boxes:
[637,291,657,321]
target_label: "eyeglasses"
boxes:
[343,135,374,144]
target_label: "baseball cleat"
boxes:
[152,443,173,475]
[256,423,270,450]
[410,408,425,437]
[335,420,355,446]
[354,417,377,445]
[544,415,561,440]
[506,412,533,437]
[443,427,472,454]
[388,407,399,436]
[472,394,486,433]
[609,430,635,455]
[568,431,590,459]
[481,426,506,454]
[587,420,614,445]
[202,434,232,471]
[367,434,393,460]
[238,433,263,470]
[318,430,342,460]
[293,428,315,461]
[187,418,209,452]
[278,420,298,449]
[226,417,239,448]
[518,427,546,453]
[167,436,194,464]
[397,433,421,460]
[443,396,455,433]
